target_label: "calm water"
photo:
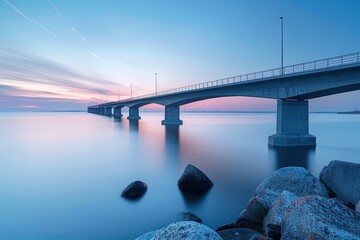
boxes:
[1,112,360,239]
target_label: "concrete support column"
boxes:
[268,99,316,146]
[113,107,123,119]
[161,106,183,125]
[105,107,112,116]
[127,107,141,120]
[99,108,105,115]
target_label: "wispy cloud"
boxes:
[3,0,56,37]
[48,0,62,17]
[89,51,105,62]
[0,50,124,109]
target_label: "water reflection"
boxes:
[268,145,315,170]
[180,190,211,208]
[129,120,139,132]
[164,125,181,165]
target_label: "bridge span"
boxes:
[88,52,360,147]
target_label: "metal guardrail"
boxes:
[95,52,360,106]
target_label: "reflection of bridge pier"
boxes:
[87,52,360,147]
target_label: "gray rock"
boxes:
[181,212,202,223]
[320,160,360,206]
[250,234,273,240]
[235,192,276,231]
[236,167,328,232]
[263,191,298,237]
[264,224,280,240]
[216,222,235,232]
[356,200,360,213]
[217,228,262,240]
[152,221,221,240]
[178,164,213,193]
[121,180,147,199]
[282,195,360,239]
[255,167,329,200]
[135,230,157,240]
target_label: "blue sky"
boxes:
[1,0,360,111]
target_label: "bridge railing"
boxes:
[124,52,360,102]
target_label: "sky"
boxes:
[1,0,360,111]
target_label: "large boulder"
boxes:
[320,160,360,206]
[282,196,360,239]
[152,221,221,240]
[178,164,213,193]
[236,167,329,231]
[121,181,147,199]
[217,228,267,240]
[356,200,360,213]
[255,167,329,199]
[263,191,298,238]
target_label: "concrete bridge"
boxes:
[88,52,360,147]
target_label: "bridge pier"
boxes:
[161,106,183,125]
[268,99,316,147]
[114,106,123,118]
[105,107,112,117]
[99,107,105,115]
[127,107,141,120]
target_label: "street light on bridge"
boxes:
[280,16,284,75]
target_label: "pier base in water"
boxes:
[268,99,316,147]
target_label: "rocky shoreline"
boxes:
[131,161,360,239]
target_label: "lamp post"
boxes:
[280,17,284,75]
[155,73,158,95]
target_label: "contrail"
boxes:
[89,51,104,62]
[81,36,87,42]
[71,27,78,33]
[48,0,62,17]
[4,0,56,37]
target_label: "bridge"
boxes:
[88,52,360,147]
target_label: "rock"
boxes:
[235,193,274,231]
[218,228,272,240]
[356,200,360,213]
[255,167,329,200]
[216,222,235,232]
[282,195,360,239]
[135,230,157,240]
[178,164,213,193]
[263,191,298,238]
[264,224,280,240]
[217,228,263,240]
[320,160,360,206]
[152,221,222,240]
[250,234,273,240]
[181,212,202,223]
[121,180,147,199]
[236,167,329,231]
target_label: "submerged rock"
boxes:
[320,160,360,206]
[149,221,222,240]
[236,167,329,231]
[263,191,298,238]
[181,212,202,223]
[178,164,213,193]
[121,180,147,199]
[282,196,360,239]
